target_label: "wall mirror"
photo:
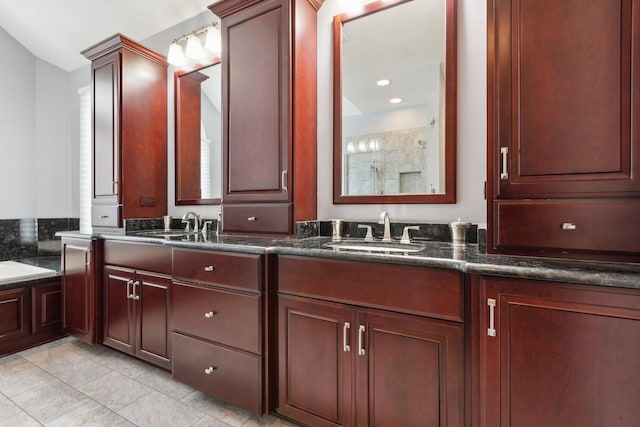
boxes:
[333,0,457,204]
[175,62,222,205]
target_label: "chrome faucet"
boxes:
[378,211,392,242]
[181,211,200,232]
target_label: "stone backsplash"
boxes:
[0,218,79,261]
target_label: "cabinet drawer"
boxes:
[495,199,640,254]
[91,205,121,228]
[173,282,261,354]
[104,240,172,274]
[172,333,261,414]
[222,203,292,234]
[173,249,262,291]
[278,256,463,322]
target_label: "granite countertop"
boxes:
[55,230,640,290]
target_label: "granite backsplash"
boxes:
[0,218,79,261]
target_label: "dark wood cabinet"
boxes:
[171,248,265,413]
[82,34,168,230]
[474,275,640,426]
[487,0,640,259]
[32,280,62,334]
[210,0,321,235]
[0,287,30,345]
[277,256,464,426]
[62,237,102,344]
[102,241,172,369]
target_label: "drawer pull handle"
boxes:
[281,170,288,191]
[343,322,351,352]
[204,366,217,375]
[358,325,366,356]
[204,265,214,272]
[204,311,216,319]
[561,222,577,231]
[247,216,257,221]
[500,147,509,180]
[99,215,109,219]
[487,298,496,337]
[127,279,134,299]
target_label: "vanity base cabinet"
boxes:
[0,288,30,345]
[277,256,464,427]
[475,275,640,426]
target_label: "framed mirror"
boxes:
[175,62,222,205]
[333,0,457,204]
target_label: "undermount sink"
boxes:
[136,230,198,238]
[324,240,425,254]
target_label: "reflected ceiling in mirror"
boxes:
[333,0,457,204]
[175,62,222,205]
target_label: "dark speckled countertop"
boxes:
[55,230,640,291]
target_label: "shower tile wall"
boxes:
[345,127,428,195]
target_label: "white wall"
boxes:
[317,0,487,224]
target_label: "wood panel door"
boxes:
[62,239,93,342]
[136,272,171,369]
[479,276,640,426]
[103,266,135,355]
[0,288,29,344]
[355,309,463,427]
[32,280,62,334]
[278,295,353,427]
[490,0,640,198]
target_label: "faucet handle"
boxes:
[400,226,421,244]
[357,224,374,241]
[182,219,191,232]
[201,221,213,234]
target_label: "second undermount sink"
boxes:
[324,240,425,254]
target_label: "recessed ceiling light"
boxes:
[376,79,391,87]
[389,97,403,104]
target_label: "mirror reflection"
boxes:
[334,0,456,204]
[175,63,222,205]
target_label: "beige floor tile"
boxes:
[192,415,235,427]
[77,371,153,411]
[135,368,195,400]
[11,379,90,424]
[182,391,253,427]
[66,340,112,360]
[45,400,135,427]
[0,392,22,421]
[0,410,41,427]
[242,415,299,427]
[90,350,154,379]
[118,390,206,427]
[0,357,57,398]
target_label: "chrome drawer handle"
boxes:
[500,147,509,180]
[561,222,577,231]
[99,215,109,219]
[204,366,217,375]
[343,322,351,352]
[358,325,366,356]
[247,216,257,221]
[127,279,134,299]
[487,298,496,337]
[204,311,215,319]
[204,265,214,272]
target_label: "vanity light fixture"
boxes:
[167,24,222,67]
[389,97,403,104]
[376,79,391,87]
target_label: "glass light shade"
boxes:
[185,35,206,61]
[167,42,185,66]
[204,27,222,56]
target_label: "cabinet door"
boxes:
[356,309,463,427]
[103,266,135,355]
[62,239,94,341]
[490,0,640,198]
[92,52,120,203]
[32,280,62,334]
[480,276,640,426]
[136,271,171,369]
[222,0,290,204]
[0,288,29,344]
[278,295,353,427]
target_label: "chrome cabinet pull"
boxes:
[204,311,215,319]
[500,147,509,180]
[358,325,366,356]
[204,366,217,375]
[127,279,134,299]
[204,265,214,272]
[133,281,140,300]
[281,170,288,191]
[99,215,109,219]
[487,298,496,337]
[247,216,257,221]
[343,322,351,352]
[562,222,577,231]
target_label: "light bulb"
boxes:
[205,27,222,56]
[185,35,206,61]
[167,42,185,66]
[389,97,403,104]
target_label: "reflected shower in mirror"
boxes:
[333,0,457,204]
[175,62,222,205]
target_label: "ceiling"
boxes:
[0,0,214,72]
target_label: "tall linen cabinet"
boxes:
[209,0,321,235]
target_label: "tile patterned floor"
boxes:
[0,337,297,427]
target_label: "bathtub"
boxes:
[0,260,57,285]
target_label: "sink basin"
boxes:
[324,240,425,254]
[136,230,198,238]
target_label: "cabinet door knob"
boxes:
[204,311,216,319]
[247,216,257,221]
[561,222,577,231]
[204,366,217,375]
[204,265,214,272]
